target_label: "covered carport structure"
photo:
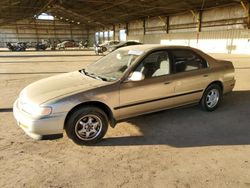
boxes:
[0,0,249,53]
[1,1,250,188]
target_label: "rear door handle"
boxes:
[203,74,208,77]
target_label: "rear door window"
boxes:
[170,50,208,73]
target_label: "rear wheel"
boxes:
[65,106,108,145]
[200,84,222,111]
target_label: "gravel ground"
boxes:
[0,51,250,188]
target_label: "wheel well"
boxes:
[64,101,115,129]
[207,81,223,92]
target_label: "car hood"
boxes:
[19,71,107,105]
[99,43,108,47]
[110,43,124,48]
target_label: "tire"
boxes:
[102,47,107,52]
[65,106,108,145]
[200,84,222,111]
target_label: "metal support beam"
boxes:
[81,29,85,41]
[240,1,248,16]
[158,16,168,33]
[248,2,250,29]
[113,25,115,40]
[70,23,73,40]
[98,31,101,43]
[34,20,39,42]
[126,22,129,36]
[198,11,202,32]
[190,10,201,32]
[103,28,105,41]
[53,19,56,40]
[143,19,146,35]
[15,21,19,42]
[84,0,130,17]
[37,0,55,16]
[87,29,89,41]
[30,0,55,23]
[102,29,105,42]
[166,16,169,33]
[240,1,250,28]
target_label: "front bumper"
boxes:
[13,100,66,139]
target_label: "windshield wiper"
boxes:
[79,69,108,81]
[79,69,86,75]
[94,75,108,81]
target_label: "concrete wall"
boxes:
[126,4,250,54]
[97,4,250,54]
[0,18,91,47]
[128,30,250,54]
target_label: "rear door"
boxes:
[169,49,210,106]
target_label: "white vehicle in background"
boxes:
[94,40,120,55]
[79,40,89,49]
[57,40,77,50]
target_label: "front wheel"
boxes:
[200,84,222,111]
[65,106,108,145]
[102,47,107,52]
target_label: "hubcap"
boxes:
[206,89,219,108]
[75,115,102,141]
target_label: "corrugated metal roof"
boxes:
[0,0,243,28]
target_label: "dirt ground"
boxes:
[0,50,250,188]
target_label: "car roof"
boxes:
[62,40,74,43]
[111,41,140,47]
[119,44,195,52]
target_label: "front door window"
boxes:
[134,51,170,79]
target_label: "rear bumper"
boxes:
[223,79,236,94]
[13,100,66,139]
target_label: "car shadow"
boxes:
[0,60,93,64]
[99,91,250,147]
[0,54,97,58]
[0,72,67,75]
[0,108,13,112]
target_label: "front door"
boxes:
[117,50,175,120]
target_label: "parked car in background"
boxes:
[6,42,27,51]
[99,40,120,51]
[57,40,77,50]
[79,40,89,49]
[108,41,142,52]
[35,43,47,51]
[13,45,235,145]
[35,40,50,51]
[94,40,120,55]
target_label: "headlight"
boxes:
[19,101,52,116]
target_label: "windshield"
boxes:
[85,49,143,81]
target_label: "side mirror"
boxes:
[128,71,144,82]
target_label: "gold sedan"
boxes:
[13,45,235,145]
